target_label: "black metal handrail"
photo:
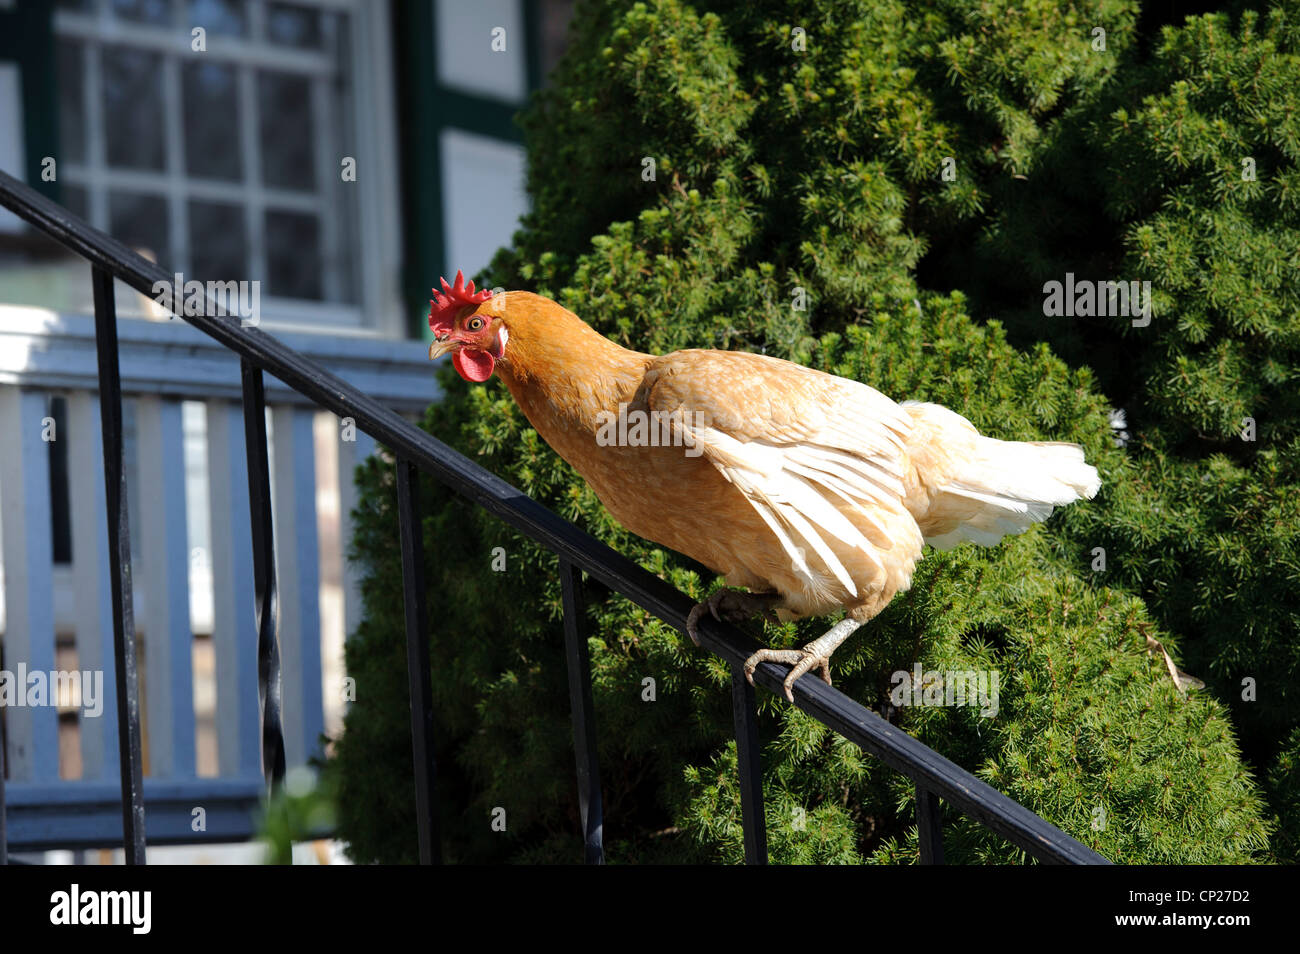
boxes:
[0,170,1109,865]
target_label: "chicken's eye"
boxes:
[467,316,485,331]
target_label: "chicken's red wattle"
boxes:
[453,348,495,382]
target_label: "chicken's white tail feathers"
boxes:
[901,402,1101,550]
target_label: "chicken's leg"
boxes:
[685,588,781,646]
[744,618,863,703]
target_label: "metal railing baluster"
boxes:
[1,712,7,864]
[92,266,148,865]
[917,784,944,864]
[559,559,604,865]
[396,458,441,864]
[731,665,768,865]
[240,360,286,794]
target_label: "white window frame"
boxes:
[52,0,405,337]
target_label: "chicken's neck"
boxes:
[492,298,652,438]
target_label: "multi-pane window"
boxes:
[53,0,362,321]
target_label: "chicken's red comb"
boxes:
[428,270,493,333]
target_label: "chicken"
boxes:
[428,272,1101,701]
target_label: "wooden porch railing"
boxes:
[0,300,430,851]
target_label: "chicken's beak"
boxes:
[428,339,457,361]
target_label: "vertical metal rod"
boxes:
[395,458,440,865]
[559,558,604,865]
[1,708,8,864]
[730,665,768,865]
[240,359,285,794]
[92,266,147,865]
[917,784,944,864]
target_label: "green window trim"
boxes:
[0,1,58,202]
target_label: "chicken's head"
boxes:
[427,270,505,382]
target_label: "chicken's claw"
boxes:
[743,648,833,702]
[743,617,864,703]
[685,589,780,646]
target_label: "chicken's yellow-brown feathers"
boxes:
[459,291,1099,623]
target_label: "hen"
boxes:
[428,273,1101,701]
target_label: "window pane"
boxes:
[182,61,242,181]
[109,191,171,264]
[265,209,321,300]
[267,2,322,49]
[110,0,173,26]
[439,128,527,281]
[435,0,526,102]
[257,72,315,191]
[187,0,248,38]
[189,200,246,282]
[56,40,86,165]
[102,46,165,171]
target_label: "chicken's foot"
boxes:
[685,588,781,646]
[744,617,863,703]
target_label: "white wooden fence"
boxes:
[0,303,432,849]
